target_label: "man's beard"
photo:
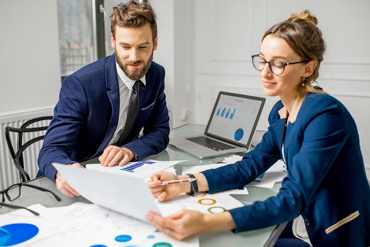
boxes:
[115,50,153,81]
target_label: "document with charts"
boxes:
[86,160,185,179]
[158,192,244,217]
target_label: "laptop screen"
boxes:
[205,92,265,148]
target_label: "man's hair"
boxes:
[110,1,157,40]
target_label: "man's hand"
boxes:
[55,163,84,197]
[99,145,135,167]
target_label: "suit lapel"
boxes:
[95,54,120,155]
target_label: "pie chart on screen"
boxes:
[234,128,244,141]
[0,223,39,246]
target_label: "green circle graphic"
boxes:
[152,242,172,247]
[208,206,226,214]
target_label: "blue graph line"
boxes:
[121,161,155,172]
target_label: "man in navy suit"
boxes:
[38,1,170,197]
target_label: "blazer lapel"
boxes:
[94,54,120,156]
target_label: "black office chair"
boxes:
[4,116,53,182]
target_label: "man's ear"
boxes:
[302,60,317,78]
[153,36,158,51]
[111,33,116,49]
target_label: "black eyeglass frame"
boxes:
[0,202,40,216]
[251,54,310,75]
[0,183,62,216]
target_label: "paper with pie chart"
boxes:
[158,192,244,217]
[0,204,61,247]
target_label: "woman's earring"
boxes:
[302,77,307,87]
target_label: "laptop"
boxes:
[169,91,266,159]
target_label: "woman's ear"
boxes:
[302,60,317,78]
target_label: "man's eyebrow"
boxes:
[118,42,150,46]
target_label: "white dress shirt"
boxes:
[108,62,146,146]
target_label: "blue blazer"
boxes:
[203,93,370,246]
[38,54,170,181]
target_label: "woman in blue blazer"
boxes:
[146,10,370,247]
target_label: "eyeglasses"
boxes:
[251,54,310,75]
[0,183,61,216]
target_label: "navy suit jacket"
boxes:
[203,93,370,246]
[38,54,170,181]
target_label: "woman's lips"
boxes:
[262,80,276,88]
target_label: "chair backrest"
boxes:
[4,116,53,182]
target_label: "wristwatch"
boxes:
[186,173,198,195]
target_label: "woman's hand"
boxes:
[147,171,189,201]
[146,210,209,240]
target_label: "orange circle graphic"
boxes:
[198,198,216,205]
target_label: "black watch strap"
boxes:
[186,173,198,195]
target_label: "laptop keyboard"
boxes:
[186,136,236,151]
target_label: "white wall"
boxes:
[149,0,175,128]
[0,0,60,116]
[192,0,370,177]
[149,0,195,128]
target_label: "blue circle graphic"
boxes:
[234,128,244,141]
[0,223,39,246]
[90,245,107,247]
[115,235,132,242]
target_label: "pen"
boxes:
[160,177,196,186]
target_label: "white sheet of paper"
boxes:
[86,160,185,179]
[141,232,199,247]
[158,192,244,217]
[53,163,161,223]
[249,160,287,188]
[0,205,62,247]
[22,203,156,247]
[223,154,244,164]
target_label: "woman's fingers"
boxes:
[146,211,188,241]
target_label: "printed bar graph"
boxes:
[121,161,155,172]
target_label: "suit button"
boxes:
[304,218,310,226]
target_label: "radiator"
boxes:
[0,114,52,191]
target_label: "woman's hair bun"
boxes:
[289,10,318,26]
